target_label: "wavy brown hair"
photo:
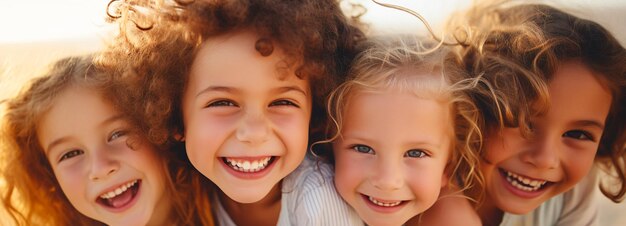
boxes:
[0,55,214,225]
[98,0,365,149]
[450,1,626,202]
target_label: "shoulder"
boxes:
[284,156,335,193]
[411,195,481,226]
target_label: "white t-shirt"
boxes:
[213,155,363,226]
[499,167,599,226]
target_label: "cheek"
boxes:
[333,153,362,194]
[53,168,85,204]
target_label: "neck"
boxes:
[477,197,504,226]
[219,182,282,226]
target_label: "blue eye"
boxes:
[269,99,299,107]
[405,149,427,158]
[563,130,594,141]
[352,144,374,154]
[207,100,237,107]
[108,130,128,142]
[59,149,84,162]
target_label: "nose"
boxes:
[370,157,404,191]
[89,147,120,181]
[236,110,270,145]
[520,136,560,170]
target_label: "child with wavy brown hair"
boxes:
[441,1,626,225]
[100,0,365,225]
[319,36,483,226]
[0,55,215,226]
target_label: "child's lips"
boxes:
[95,179,141,211]
[220,156,279,179]
[360,193,409,213]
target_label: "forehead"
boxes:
[37,87,116,147]
[188,31,307,87]
[341,91,453,145]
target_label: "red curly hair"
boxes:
[1,55,215,225]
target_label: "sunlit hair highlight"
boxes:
[321,36,484,203]
[449,0,626,202]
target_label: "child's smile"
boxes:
[96,179,141,211]
[480,61,612,214]
[37,86,171,225]
[220,156,277,179]
[333,90,452,226]
[182,30,312,203]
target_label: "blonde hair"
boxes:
[0,55,215,225]
[323,36,484,201]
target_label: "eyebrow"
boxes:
[45,114,125,156]
[341,133,440,150]
[195,85,308,99]
[572,120,605,130]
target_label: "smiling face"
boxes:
[332,90,452,226]
[37,86,171,226]
[481,61,612,215]
[182,31,312,203]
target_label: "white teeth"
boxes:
[99,180,138,199]
[505,171,547,191]
[368,196,402,207]
[226,157,272,173]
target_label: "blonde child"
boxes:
[0,55,215,225]
[438,1,626,225]
[320,36,482,226]
[101,0,365,225]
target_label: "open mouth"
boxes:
[96,179,140,209]
[361,194,407,212]
[222,156,276,173]
[500,169,551,192]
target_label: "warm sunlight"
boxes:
[0,0,625,225]
[0,0,110,43]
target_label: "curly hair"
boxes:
[450,1,626,202]
[322,36,484,203]
[0,55,215,225]
[98,0,365,149]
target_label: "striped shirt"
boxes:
[213,154,363,226]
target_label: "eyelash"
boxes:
[351,144,374,154]
[563,130,594,141]
[269,99,299,108]
[206,99,299,108]
[405,149,428,158]
[59,149,84,162]
[107,130,128,142]
[207,99,238,108]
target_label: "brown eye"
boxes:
[563,130,594,141]
[59,150,84,162]
[206,100,238,108]
[269,99,298,107]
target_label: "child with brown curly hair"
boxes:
[425,1,626,225]
[101,0,365,225]
[0,55,215,225]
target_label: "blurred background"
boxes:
[1,0,625,224]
